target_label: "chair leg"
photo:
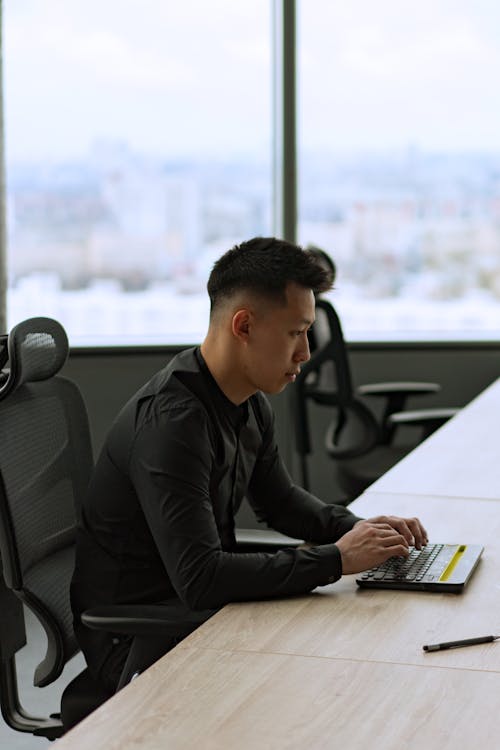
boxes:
[0,656,62,737]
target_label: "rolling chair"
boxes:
[0,317,215,739]
[292,299,458,502]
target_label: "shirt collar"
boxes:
[195,347,249,427]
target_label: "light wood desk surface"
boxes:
[55,644,500,750]
[186,492,500,673]
[368,376,500,500]
[56,492,500,750]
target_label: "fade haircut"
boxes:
[207,237,334,315]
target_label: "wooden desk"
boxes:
[186,492,500,673]
[56,492,500,750]
[368,376,500,500]
[55,645,500,750]
[55,381,500,750]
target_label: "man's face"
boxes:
[243,281,315,395]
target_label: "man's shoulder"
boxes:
[143,347,211,412]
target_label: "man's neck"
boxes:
[200,337,253,406]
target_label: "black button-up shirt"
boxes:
[71,347,361,675]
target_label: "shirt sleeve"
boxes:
[128,401,347,611]
[247,395,363,542]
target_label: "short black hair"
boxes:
[207,237,333,313]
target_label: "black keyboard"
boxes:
[359,543,446,584]
[356,542,483,593]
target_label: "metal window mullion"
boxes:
[0,0,7,331]
[273,0,296,243]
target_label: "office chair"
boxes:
[0,317,214,739]
[292,299,458,501]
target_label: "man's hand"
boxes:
[360,515,428,550]
[336,520,418,575]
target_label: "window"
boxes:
[298,0,500,340]
[5,0,271,344]
[5,2,500,344]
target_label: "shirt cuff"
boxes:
[311,543,343,585]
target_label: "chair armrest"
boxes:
[81,602,217,638]
[388,407,459,424]
[358,381,441,398]
[357,382,443,442]
[388,407,459,439]
[235,528,301,551]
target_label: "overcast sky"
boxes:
[4,0,500,162]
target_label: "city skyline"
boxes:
[6,142,500,342]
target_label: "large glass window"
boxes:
[6,2,500,344]
[5,0,271,344]
[298,0,500,340]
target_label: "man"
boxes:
[71,237,427,693]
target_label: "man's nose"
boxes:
[294,334,310,363]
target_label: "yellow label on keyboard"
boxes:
[439,545,466,582]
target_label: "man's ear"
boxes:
[232,308,252,341]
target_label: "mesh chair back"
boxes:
[293,299,381,491]
[0,318,93,687]
[310,299,354,401]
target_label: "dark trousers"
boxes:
[101,604,219,693]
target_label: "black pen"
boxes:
[423,635,500,652]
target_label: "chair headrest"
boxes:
[0,317,69,399]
